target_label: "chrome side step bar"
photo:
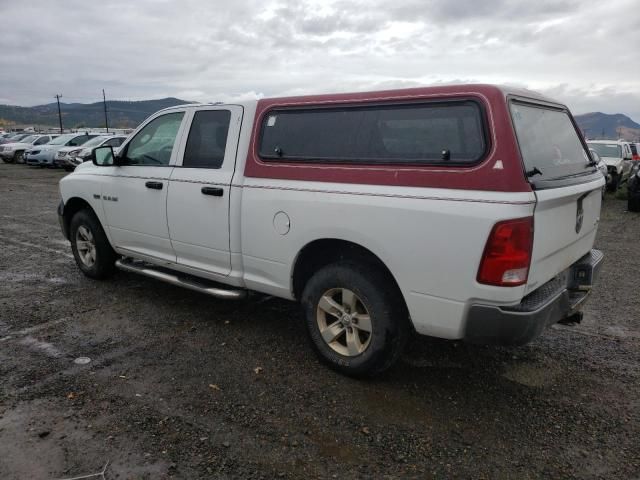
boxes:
[115,259,247,300]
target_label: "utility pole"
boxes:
[54,94,63,133]
[102,89,109,133]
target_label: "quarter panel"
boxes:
[240,178,535,337]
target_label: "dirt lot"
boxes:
[0,163,638,479]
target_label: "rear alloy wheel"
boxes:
[14,151,24,164]
[316,288,373,357]
[302,262,409,377]
[70,209,116,279]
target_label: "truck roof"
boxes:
[155,84,561,113]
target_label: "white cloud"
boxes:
[1,0,638,121]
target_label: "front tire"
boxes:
[14,151,24,164]
[301,262,409,377]
[70,209,117,279]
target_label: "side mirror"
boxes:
[92,145,115,166]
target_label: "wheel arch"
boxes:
[291,238,407,311]
[61,197,99,240]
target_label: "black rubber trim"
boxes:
[257,97,492,168]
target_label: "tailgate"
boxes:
[526,177,602,294]
[508,99,605,295]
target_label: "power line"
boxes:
[54,94,63,133]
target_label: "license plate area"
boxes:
[567,249,604,291]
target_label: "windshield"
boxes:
[510,102,590,181]
[10,134,29,141]
[81,136,108,148]
[19,135,38,143]
[49,134,76,145]
[587,143,622,159]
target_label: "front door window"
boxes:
[124,113,184,166]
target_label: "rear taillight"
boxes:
[477,217,534,287]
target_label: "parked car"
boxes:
[630,142,640,161]
[589,148,609,198]
[57,84,604,376]
[628,161,640,212]
[0,133,30,145]
[54,135,127,171]
[0,134,56,163]
[25,133,99,167]
[586,140,633,191]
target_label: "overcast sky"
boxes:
[1,0,639,120]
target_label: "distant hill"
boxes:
[0,97,192,129]
[574,112,640,141]
[2,99,639,142]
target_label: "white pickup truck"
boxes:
[58,84,604,376]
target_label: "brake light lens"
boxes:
[477,217,534,286]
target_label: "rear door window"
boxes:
[259,101,487,165]
[183,110,231,169]
[510,101,591,181]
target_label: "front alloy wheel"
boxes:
[70,209,116,279]
[75,225,97,268]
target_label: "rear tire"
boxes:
[14,151,24,164]
[301,262,409,377]
[70,209,117,279]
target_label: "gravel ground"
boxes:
[0,163,638,479]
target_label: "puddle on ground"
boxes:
[502,363,557,388]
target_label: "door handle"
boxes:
[201,186,224,197]
[145,181,163,190]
